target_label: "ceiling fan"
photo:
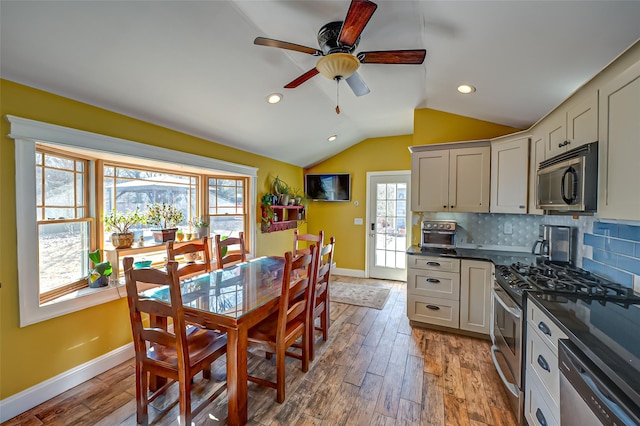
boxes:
[254,0,426,102]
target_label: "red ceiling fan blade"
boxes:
[254,37,322,56]
[358,49,426,64]
[338,0,378,47]
[284,68,320,88]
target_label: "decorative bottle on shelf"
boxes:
[273,212,278,222]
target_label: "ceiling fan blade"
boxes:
[254,37,322,56]
[338,0,378,47]
[284,68,320,88]
[358,50,427,64]
[346,72,370,97]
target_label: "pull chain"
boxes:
[335,78,341,114]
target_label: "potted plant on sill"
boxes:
[104,208,145,249]
[189,217,209,239]
[88,249,112,288]
[146,202,184,243]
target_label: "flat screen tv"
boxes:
[305,173,351,201]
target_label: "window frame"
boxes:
[9,115,257,327]
[206,175,250,250]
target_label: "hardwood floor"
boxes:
[3,276,517,426]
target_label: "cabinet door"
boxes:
[459,260,492,335]
[449,146,490,212]
[411,150,449,211]
[566,90,598,149]
[598,59,640,220]
[528,131,546,215]
[490,136,530,214]
[545,112,567,158]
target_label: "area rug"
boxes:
[330,282,391,310]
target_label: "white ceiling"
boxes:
[2,1,639,168]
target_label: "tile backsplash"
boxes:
[412,211,640,289]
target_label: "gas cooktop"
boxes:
[495,261,640,306]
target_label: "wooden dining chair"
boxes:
[123,257,227,425]
[293,229,324,256]
[166,236,211,277]
[309,236,335,361]
[246,247,316,403]
[214,232,246,268]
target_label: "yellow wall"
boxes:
[305,109,519,271]
[0,79,304,398]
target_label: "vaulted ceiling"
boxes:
[2,1,639,167]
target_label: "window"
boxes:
[10,115,258,326]
[36,150,93,304]
[208,177,247,240]
[103,165,198,246]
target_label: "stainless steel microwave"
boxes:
[536,141,598,213]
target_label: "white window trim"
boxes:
[7,115,258,327]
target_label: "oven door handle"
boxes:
[492,288,522,319]
[490,345,520,398]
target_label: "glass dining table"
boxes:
[139,256,286,426]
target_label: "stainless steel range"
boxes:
[491,261,640,425]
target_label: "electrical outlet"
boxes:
[504,222,513,235]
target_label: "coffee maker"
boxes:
[532,225,575,264]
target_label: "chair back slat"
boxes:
[215,232,247,268]
[293,230,324,256]
[166,236,211,277]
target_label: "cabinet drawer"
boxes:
[408,255,460,272]
[407,268,460,300]
[528,302,567,351]
[407,294,459,329]
[525,371,560,426]
[526,324,561,409]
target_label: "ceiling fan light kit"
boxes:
[316,53,360,80]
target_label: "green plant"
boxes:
[261,193,274,206]
[272,176,290,196]
[88,249,112,284]
[189,217,209,228]
[103,208,145,234]
[146,203,184,229]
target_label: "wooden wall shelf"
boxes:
[261,205,305,233]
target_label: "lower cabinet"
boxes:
[524,301,567,426]
[407,256,492,335]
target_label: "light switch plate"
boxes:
[354,218,363,225]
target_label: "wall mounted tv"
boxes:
[305,173,351,201]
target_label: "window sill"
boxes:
[41,282,127,307]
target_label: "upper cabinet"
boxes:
[528,130,546,215]
[411,142,490,213]
[545,90,598,158]
[598,59,640,221]
[490,135,530,214]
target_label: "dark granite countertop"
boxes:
[406,245,537,267]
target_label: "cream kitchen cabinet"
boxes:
[598,58,640,221]
[459,260,493,334]
[524,301,568,426]
[490,135,530,214]
[407,255,461,329]
[528,129,546,215]
[408,255,491,336]
[545,89,598,158]
[410,142,490,212]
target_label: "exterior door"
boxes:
[367,172,411,281]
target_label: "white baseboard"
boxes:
[333,267,366,278]
[0,343,134,423]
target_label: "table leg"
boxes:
[226,326,249,425]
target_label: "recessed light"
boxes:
[327,135,337,142]
[457,84,476,94]
[266,93,282,104]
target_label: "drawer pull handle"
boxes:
[535,408,547,426]
[426,262,441,267]
[426,278,440,283]
[537,354,550,372]
[538,321,551,336]
[426,305,440,311]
